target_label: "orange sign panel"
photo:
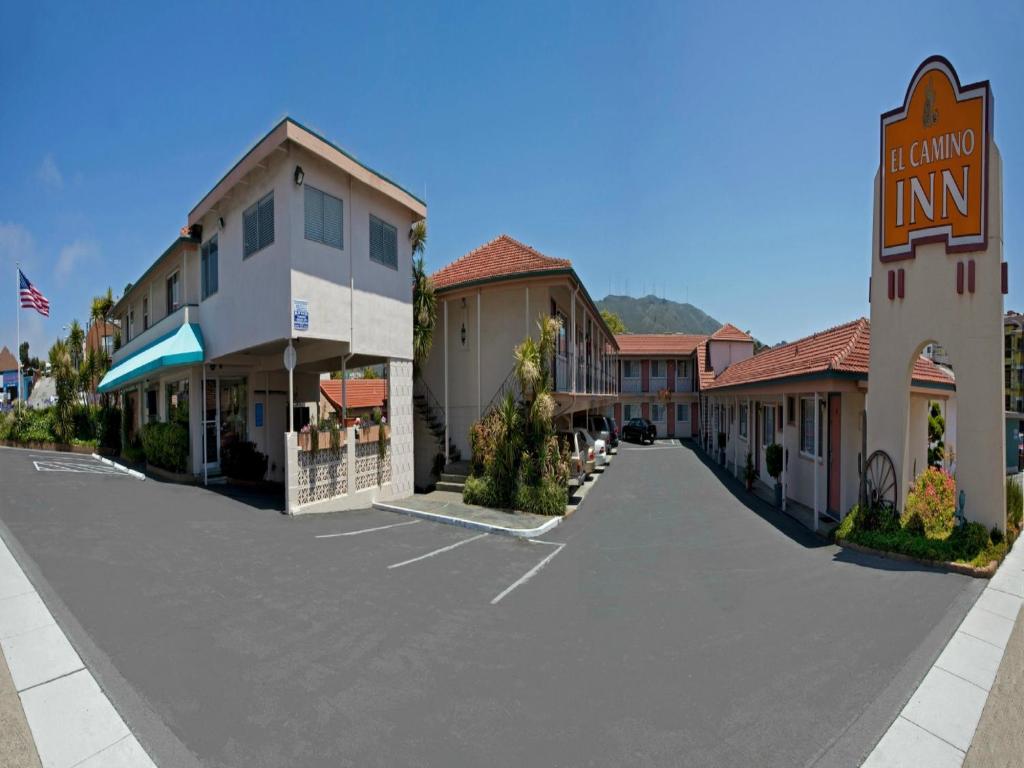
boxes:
[880,57,990,261]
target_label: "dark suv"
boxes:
[622,417,656,444]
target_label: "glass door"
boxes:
[219,378,247,455]
[204,377,219,469]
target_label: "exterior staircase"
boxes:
[436,460,470,494]
[412,379,461,488]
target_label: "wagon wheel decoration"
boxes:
[864,450,898,516]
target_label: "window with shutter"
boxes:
[323,192,342,249]
[304,185,343,249]
[243,203,258,257]
[258,192,274,250]
[369,214,397,269]
[202,236,219,299]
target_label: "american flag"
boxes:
[19,269,50,317]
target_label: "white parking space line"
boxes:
[387,532,489,570]
[316,520,421,539]
[32,460,126,475]
[491,540,566,605]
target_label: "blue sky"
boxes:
[1,0,1020,355]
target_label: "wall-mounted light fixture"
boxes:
[218,216,225,229]
[294,165,305,186]
[460,323,467,346]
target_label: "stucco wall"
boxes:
[708,339,754,375]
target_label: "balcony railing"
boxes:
[552,353,618,396]
[649,375,667,392]
[674,376,693,392]
[622,377,641,393]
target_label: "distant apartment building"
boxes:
[86,318,119,359]
[98,118,424,512]
[1006,311,1023,471]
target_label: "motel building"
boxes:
[612,323,754,439]
[98,118,423,513]
[414,235,620,488]
[699,318,955,528]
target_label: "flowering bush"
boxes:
[901,467,956,538]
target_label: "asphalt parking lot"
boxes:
[0,442,984,767]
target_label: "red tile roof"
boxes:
[431,235,571,292]
[320,379,387,411]
[614,333,708,356]
[705,318,954,390]
[695,340,716,389]
[710,323,753,342]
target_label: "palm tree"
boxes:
[67,319,84,372]
[410,221,436,373]
[48,339,75,443]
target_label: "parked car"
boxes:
[622,417,657,444]
[578,429,608,468]
[591,415,618,451]
[557,430,587,489]
[607,417,620,450]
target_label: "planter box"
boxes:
[356,425,390,443]
[297,430,346,452]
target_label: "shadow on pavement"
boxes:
[681,439,832,550]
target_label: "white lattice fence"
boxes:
[354,440,391,491]
[295,446,348,505]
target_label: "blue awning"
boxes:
[98,323,204,393]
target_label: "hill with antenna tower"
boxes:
[597,294,722,335]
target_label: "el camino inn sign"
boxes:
[880,56,990,261]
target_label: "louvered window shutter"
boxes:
[243,203,258,257]
[323,193,343,249]
[209,236,218,295]
[383,219,397,267]
[258,192,274,249]
[305,186,323,243]
[370,216,384,264]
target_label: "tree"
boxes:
[19,341,29,368]
[48,339,75,443]
[928,401,946,467]
[361,367,378,379]
[601,310,626,334]
[91,287,114,325]
[67,319,84,372]
[410,221,436,374]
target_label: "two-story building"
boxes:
[612,323,754,438]
[415,235,619,488]
[98,118,424,513]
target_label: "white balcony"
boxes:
[112,304,199,365]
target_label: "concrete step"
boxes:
[444,460,471,475]
[440,472,468,484]
[435,481,465,493]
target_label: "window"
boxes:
[739,404,748,438]
[369,214,398,269]
[304,186,343,249]
[677,359,689,378]
[624,403,640,421]
[650,360,665,378]
[101,335,113,356]
[201,235,219,299]
[166,380,189,423]
[787,396,796,424]
[800,397,824,457]
[676,403,689,422]
[763,404,775,442]
[166,272,180,313]
[146,385,158,419]
[142,296,149,331]
[650,403,665,422]
[243,191,275,257]
[127,309,135,341]
[623,360,639,378]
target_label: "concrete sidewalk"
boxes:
[863,537,1024,767]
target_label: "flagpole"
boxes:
[15,262,21,412]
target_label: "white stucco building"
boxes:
[99,118,425,513]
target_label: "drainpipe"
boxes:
[340,173,355,424]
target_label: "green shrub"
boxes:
[990,526,1004,546]
[463,475,497,507]
[17,408,55,443]
[140,421,189,473]
[514,478,567,516]
[0,411,14,441]
[765,443,783,481]
[901,468,956,537]
[1007,478,1023,530]
[122,438,145,464]
[220,440,267,481]
[96,407,121,453]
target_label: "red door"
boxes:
[828,394,841,514]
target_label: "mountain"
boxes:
[597,295,722,335]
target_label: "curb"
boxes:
[90,454,145,481]
[372,500,562,538]
[836,538,997,579]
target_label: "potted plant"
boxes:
[744,451,756,491]
[717,431,727,464]
[765,443,783,507]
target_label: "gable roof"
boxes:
[694,341,716,389]
[320,379,387,412]
[710,323,753,342]
[615,334,708,356]
[0,346,18,372]
[705,318,954,390]
[431,234,572,292]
